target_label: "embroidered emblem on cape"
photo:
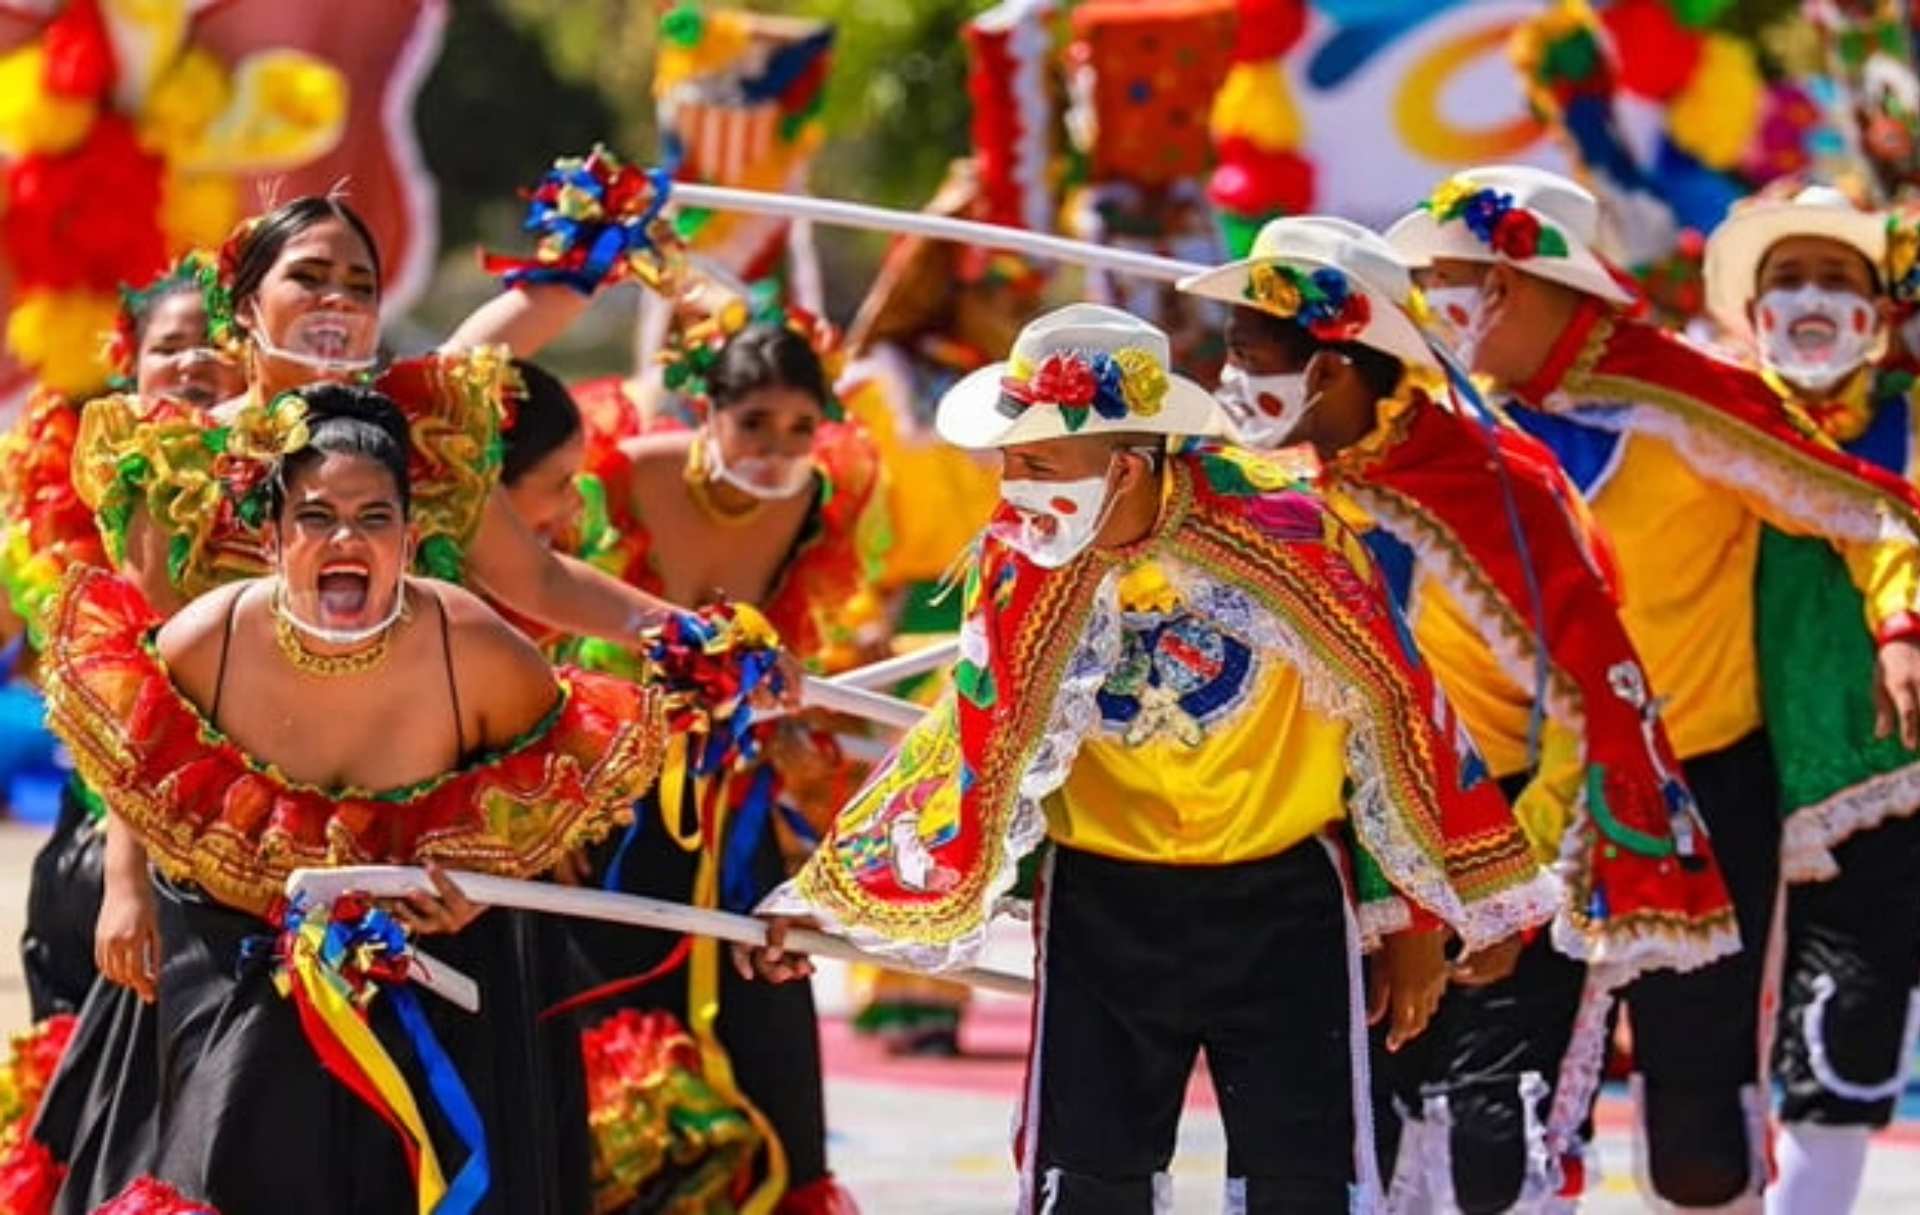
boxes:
[1096,609,1260,747]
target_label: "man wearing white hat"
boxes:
[1704,184,1920,1215]
[1390,165,1920,1213]
[750,303,1560,1212]
[1182,216,1736,1212]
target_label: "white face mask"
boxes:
[706,431,815,500]
[249,304,380,377]
[1423,285,1489,367]
[1755,285,1879,393]
[1901,308,1920,364]
[273,571,408,647]
[994,468,1117,569]
[1215,364,1311,449]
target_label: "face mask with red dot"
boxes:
[992,462,1120,569]
[1755,285,1878,394]
[1215,364,1312,450]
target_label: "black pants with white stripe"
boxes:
[1019,841,1359,1214]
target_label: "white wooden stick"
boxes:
[798,675,925,731]
[287,867,1032,999]
[828,640,958,691]
[671,183,1207,282]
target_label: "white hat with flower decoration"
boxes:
[1177,215,1438,368]
[1385,165,1637,308]
[934,303,1223,449]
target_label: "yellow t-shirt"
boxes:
[1048,561,1350,865]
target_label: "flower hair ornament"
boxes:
[998,346,1170,433]
[105,251,237,387]
[1423,177,1572,261]
[659,300,848,421]
[1243,263,1373,342]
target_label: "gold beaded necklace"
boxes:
[683,434,766,528]
[270,582,405,678]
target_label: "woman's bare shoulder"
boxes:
[156,580,254,705]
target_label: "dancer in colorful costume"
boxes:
[752,303,1561,1212]
[1,255,250,1215]
[1181,215,1739,1210]
[565,312,879,1215]
[478,145,885,1213]
[1700,184,1920,1215]
[36,382,670,1215]
[9,253,245,1025]
[1388,165,1920,1213]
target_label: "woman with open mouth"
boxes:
[34,381,671,1215]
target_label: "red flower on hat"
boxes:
[1492,209,1542,260]
[1029,352,1098,407]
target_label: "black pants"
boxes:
[1775,808,1920,1128]
[1373,930,1591,1213]
[1623,729,1782,1208]
[1021,842,1360,1215]
[569,793,831,1190]
[21,780,104,1019]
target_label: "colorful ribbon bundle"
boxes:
[482,145,678,296]
[274,897,488,1215]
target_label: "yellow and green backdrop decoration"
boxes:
[0,0,346,397]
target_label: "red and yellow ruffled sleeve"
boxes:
[378,347,513,583]
[71,394,270,600]
[0,388,108,646]
[40,567,669,918]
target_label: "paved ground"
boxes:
[6,818,1920,1212]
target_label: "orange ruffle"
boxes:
[41,568,668,918]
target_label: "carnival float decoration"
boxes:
[0,0,448,406]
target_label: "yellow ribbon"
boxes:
[683,772,788,1214]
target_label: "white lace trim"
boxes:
[1170,567,1561,953]
[758,570,1123,972]
[1781,760,1920,883]
[1356,895,1412,953]
[1545,968,1617,1191]
[1557,390,1916,546]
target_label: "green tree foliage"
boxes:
[413,1,617,250]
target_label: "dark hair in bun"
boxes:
[501,360,583,486]
[268,382,412,519]
[708,323,829,412]
[228,196,384,331]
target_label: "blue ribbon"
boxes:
[720,764,779,913]
[390,987,491,1215]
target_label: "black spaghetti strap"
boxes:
[433,587,468,761]
[209,585,244,727]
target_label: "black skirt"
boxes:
[145,878,590,1215]
[21,779,105,1020]
[29,976,158,1215]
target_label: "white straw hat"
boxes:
[934,303,1221,449]
[1384,165,1636,307]
[1177,214,1437,368]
